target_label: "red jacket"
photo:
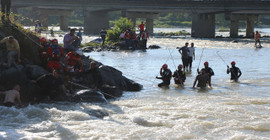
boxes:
[142,32,149,40]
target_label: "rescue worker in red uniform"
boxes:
[64,49,83,91]
[47,39,64,72]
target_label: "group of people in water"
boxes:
[156,42,242,89]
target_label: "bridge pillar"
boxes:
[246,15,258,38]
[60,16,69,31]
[230,15,239,38]
[84,10,109,34]
[126,12,158,34]
[131,18,136,28]
[191,13,215,38]
[146,18,154,34]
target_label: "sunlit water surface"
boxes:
[1,28,270,139]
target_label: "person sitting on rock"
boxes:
[172,64,186,85]
[87,61,103,91]
[64,49,83,91]
[156,64,172,87]
[0,36,21,67]
[34,69,67,102]
[39,37,50,69]
[63,28,80,52]
[47,39,64,72]
[0,84,22,107]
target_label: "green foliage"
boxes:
[106,17,134,43]
[81,41,100,48]
[156,30,190,36]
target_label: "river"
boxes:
[1,28,270,139]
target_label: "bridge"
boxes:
[11,0,270,38]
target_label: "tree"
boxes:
[106,17,134,43]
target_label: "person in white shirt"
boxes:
[187,42,195,72]
[0,85,22,107]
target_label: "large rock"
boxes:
[0,66,40,103]
[69,89,107,103]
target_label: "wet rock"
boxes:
[0,66,40,103]
[87,109,109,119]
[123,77,143,91]
[23,65,48,80]
[148,45,161,49]
[69,89,107,103]
[82,46,94,52]
[232,40,238,43]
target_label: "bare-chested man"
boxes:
[0,85,22,107]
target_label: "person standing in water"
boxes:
[197,61,214,86]
[178,42,189,71]
[0,84,22,107]
[193,68,211,88]
[156,64,172,87]
[227,61,242,82]
[100,28,107,47]
[172,64,186,85]
[254,31,261,47]
[187,42,195,72]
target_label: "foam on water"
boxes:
[1,27,270,139]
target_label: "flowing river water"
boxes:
[1,28,270,139]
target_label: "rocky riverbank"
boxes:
[0,22,142,106]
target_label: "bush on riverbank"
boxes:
[155,30,190,36]
[106,17,133,43]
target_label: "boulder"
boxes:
[0,66,40,103]
[148,45,161,49]
[23,65,49,80]
[82,46,94,52]
[69,89,107,103]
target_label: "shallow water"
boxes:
[1,28,270,139]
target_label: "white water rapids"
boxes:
[1,28,270,139]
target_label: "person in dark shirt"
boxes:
[87,61,103,90]
[156,64,172,87]
[100,28,107,46]
[179,42,189,71]
[197,61,214,86]
[227,61,242,82]
[193,68,211,88]
[173,64,186,85]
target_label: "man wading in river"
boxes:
[227,61,242,82]
[193,68,211,89]
[156,64,172,87]
[178,42,189,72]
[197,61,214,86]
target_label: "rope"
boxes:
[68,81,118,98]
[197,48,205,69]
[216,51,228,66]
